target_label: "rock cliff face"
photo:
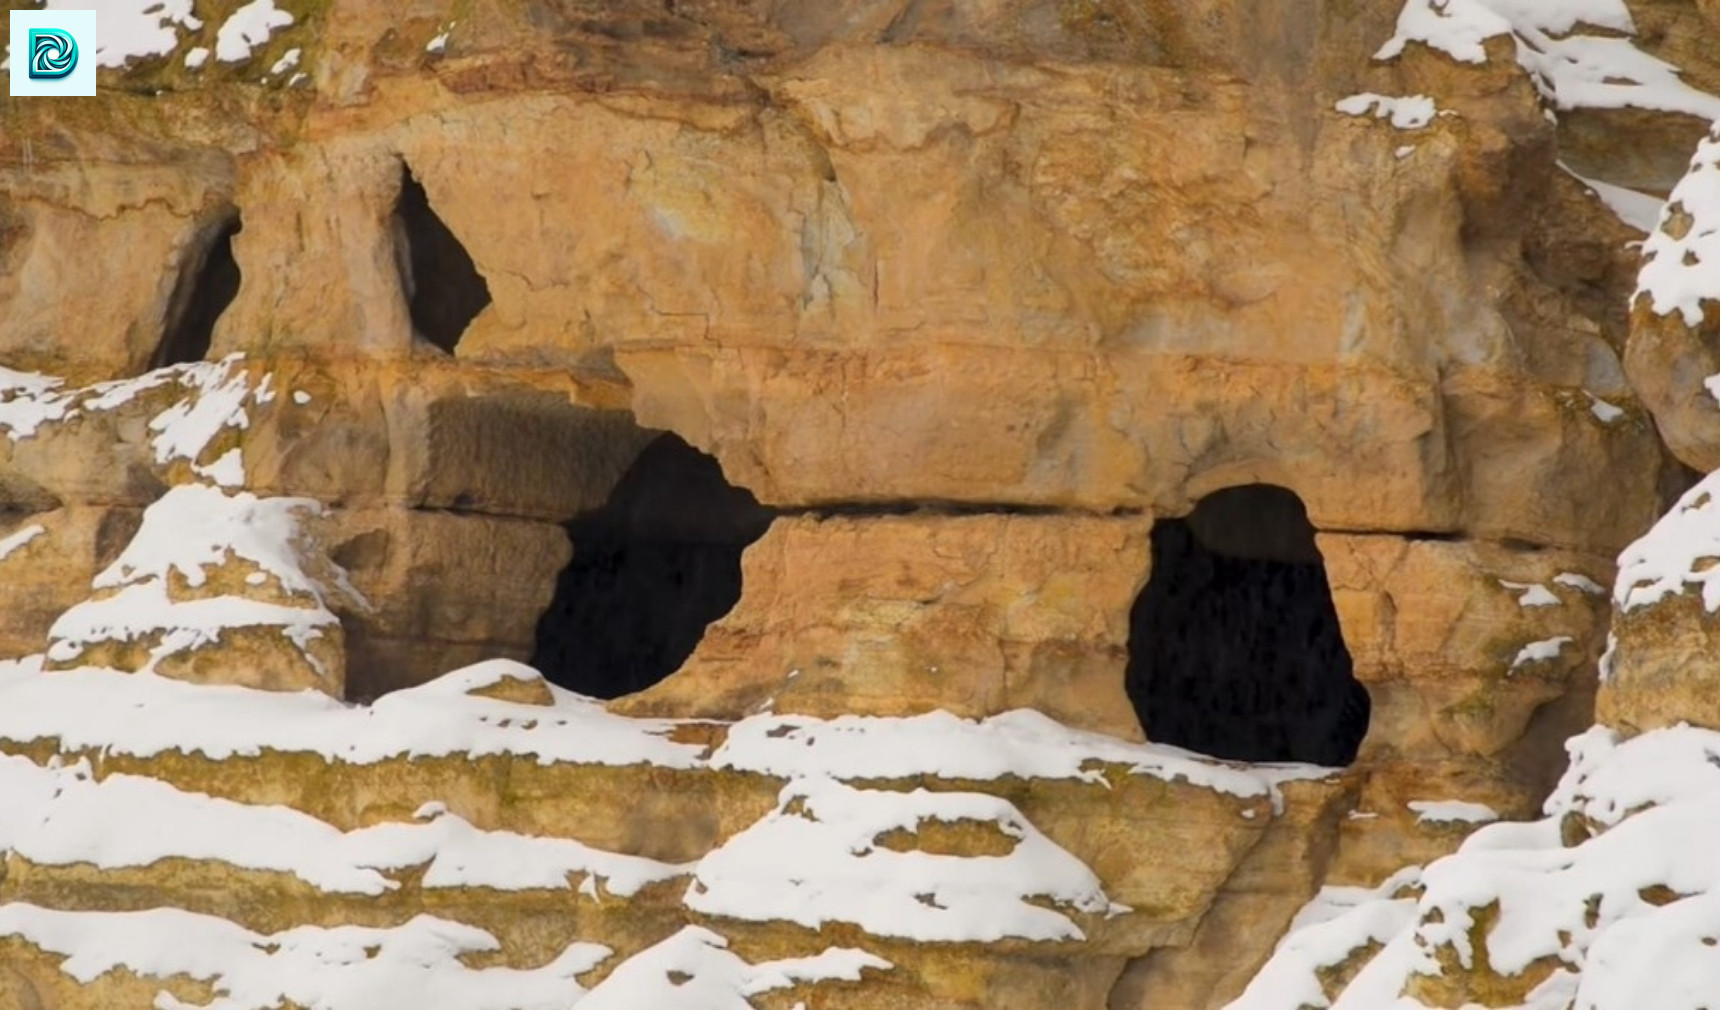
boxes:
[0,0,1718,1006]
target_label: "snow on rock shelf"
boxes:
[43,483,356,694]
[686,777,1127,943]
[577,926,890,1010]
[0,905,611,1010]
[1375,0,1720,122]
[1636,125,1720,328]
[0,650,1344,1007]
[1231,726,1720,1010]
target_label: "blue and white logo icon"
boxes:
[9,10,97,96]
[28,29,78,80]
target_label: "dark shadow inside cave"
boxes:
[1125,483,1370,766]
[530,433,775,699]
[392,165,492,354]
[151,213,242,370]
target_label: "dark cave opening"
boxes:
[1125,484,1370,767]
[530,433,775,700]
[392,165,492,354]
[151,213,242,370]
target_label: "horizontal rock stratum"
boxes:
[3,0,1720,1006]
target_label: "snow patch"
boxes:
[1638,125,1720,327]
[1586,392,1626,424]
[1408,799,1500,825]
[1561,163,1665,234]
[1335,92,1439,129]
[578,926,890,1010]
[686,777,1126,943]
[0,753,686,897]
[1510,635,1574,671]
[44,484,346,679]
[1554,572,1607,596]
[1377,0,1720,123]
[44,0,200,69]
[216,0,295,63]
[711,707,1337,801]
[1614,469,1720,613]
[1500,580,1561,607]
[0,904,609,1010]
[0,524,45,563]
[1235,724,1720,1009]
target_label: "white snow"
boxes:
[268,47,300,76]
[292,390,312,405]
[1226,868,1422,1010]
[1706,374,1720,407]
[1510,635,1574,671]
[0,904,609,1010]
[147,358,267,486]
[1554,572,1607,596]
[1561,163,1665,234]
[185,46,210,69]
[1586,393,1626,423]
[45,484,346,679]
[0,753,686,897]
[1637,125,1720,327]
[578,926,890,1010]
[216,0,295,64]
[1500,580,1561,607]
[710,707,1339,801]
[1233,724,1720,1010]
[686,777,1126,943]
[43,0,201,69]
[1335,93,1439,129]
[1377,0,1720,122]
[1614,468,1720,613]
[427,33,450,54]
[0,357,268,489]
[0,523,45,563]
[1407,799,1500,825]
[0,658,706,768]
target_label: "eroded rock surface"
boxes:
[0,0,1715,1005]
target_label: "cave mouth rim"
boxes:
[1125,481,1371,768]
[391,162,493,357]
[151,209,243,372]
[526,430,776,703]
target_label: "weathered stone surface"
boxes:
[320,507,571,698]
[613,513,1149,740]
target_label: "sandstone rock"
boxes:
[321,506,570,699]
[612,513,1149,740]
[1599,467,1720,734]
[43,484,359,695]
[1319,534,1614,761]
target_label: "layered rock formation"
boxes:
[0,0,1718,1005]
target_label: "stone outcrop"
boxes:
[0,0,1717,1005]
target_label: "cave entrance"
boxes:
[391,165,491,354]
[151,213,242,370]
[1125,484,1369,766]
[530,433,774,700]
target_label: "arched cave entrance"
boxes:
[1125,484,1369,767]
[391,165,491,354]
[151,213,242,369]
[529,433,775,700]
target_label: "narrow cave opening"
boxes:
[1125,484,1370,767]
[530,433,775,700]
[391,165,491,354]
[151,213,242,370]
